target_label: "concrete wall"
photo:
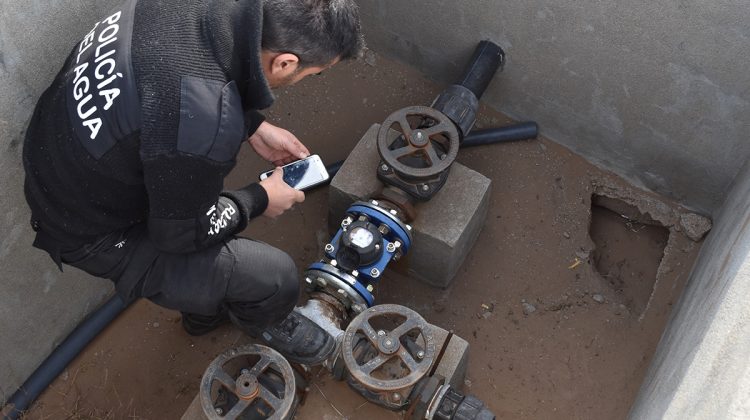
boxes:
[629,160,750,418]
[357,0,750,215]
[0,0,117,405]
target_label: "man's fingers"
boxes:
[295,190,305,203]
[283,133,310,159]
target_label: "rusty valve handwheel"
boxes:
[200,344,296,420]
[377,106,460,180]
[342,304,436,393]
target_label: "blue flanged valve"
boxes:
[304,200,413,316]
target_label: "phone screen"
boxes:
[262,156,328,190]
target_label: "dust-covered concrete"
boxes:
[357,0,750,215]
[630,161,750,419]
[0,0,118,404]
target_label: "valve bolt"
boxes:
[324,243,334,253]
[370,268,381,278]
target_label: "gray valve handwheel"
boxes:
[377,106,460,180]
[200,344,296,420]
[342,304,437,392]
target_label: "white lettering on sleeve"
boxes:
[71,10,127,141]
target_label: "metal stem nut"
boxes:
[370,268,381,278]
[380,164,389,172]
[417,350,425,359]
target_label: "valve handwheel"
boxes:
[377,106,460,180]
[342,304,436,393]
[200,344,296,420]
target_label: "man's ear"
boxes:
[270,53,300,77]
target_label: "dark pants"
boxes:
[55,225,300,329]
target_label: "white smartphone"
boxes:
[259,154,330,190]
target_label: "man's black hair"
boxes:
[262,0,364,67]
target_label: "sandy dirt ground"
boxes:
[24,52,703,420]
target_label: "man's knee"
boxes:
[226,239,300,309]
[263,247,300,306]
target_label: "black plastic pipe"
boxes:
[326,160,344,180]
[3,295,127,420]
[462,122,539,148]
[457,40,505,100]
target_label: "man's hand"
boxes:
[249,121,310,166]
[259,167,305,218]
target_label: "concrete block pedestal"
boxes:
[329,124,492,289]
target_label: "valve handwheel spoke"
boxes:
[397,115,415,141]
[259,387,284,408]
[397,347,420,371]
[224,399,251,419]
[214,369,237,392]
[390,317,420,341]
[249,355,272,376]
[360,320,381,345]
[359,353,394,375]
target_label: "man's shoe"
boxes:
[182,309,230,336]
[242,310,336,366]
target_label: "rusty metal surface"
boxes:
[341,304,437,409]
[199,344,296,420]
[377,106,460,180]
[375,187,418,222]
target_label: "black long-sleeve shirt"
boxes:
[24,0,272,255]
